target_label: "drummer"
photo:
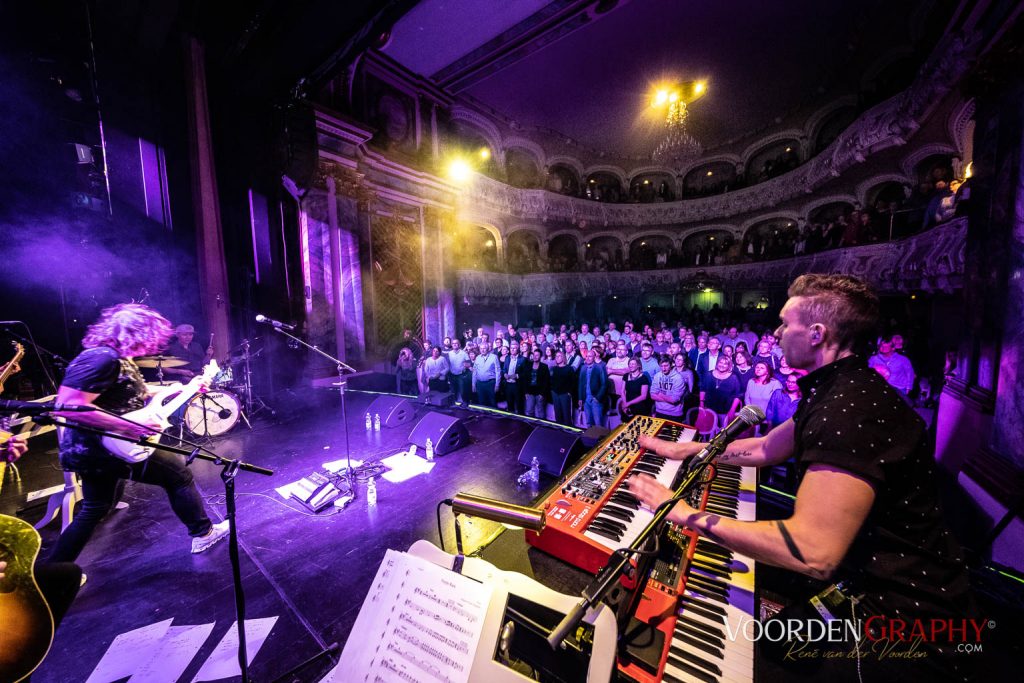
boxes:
[163,324,213,379]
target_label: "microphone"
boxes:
[255,314,295,331]
[0,399,98,414]
[450,493,546,532]
[689,405,766,467]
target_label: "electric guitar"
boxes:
[0,514,54,683]
[101,360,219,463]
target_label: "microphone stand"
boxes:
[34,414,273,682]
[268,327,358,500]
[546,443,727,651]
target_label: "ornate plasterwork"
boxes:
[452,31,977,228]
[455,218,967,304]
[900,143,959,177]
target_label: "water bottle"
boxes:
[365,412,372,430]
[367,477,377,506]
[374,413,381,431]
[425,438,434,462]
[529,456,541,483]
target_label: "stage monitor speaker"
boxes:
[365,395,416,428]
[421,390,454,407]
[409,412,469,455]
[517,427,587,477]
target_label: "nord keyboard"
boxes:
[526,416,758,683]
[526,416,698,574]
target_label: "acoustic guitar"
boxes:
[101,360,219,463]
[0,514,53,682]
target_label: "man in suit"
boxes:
[502,341,527,415]
[577,349,607,428]
[695,336,723,387]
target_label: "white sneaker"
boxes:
[191,520,230,554]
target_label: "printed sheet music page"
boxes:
[325,549,492,683]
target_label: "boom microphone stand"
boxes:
[38,414,275,682]
[267,326,359,501]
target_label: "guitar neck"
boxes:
[0,347,25,386]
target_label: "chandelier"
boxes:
[650,81,706,164]
[653,100,702,162]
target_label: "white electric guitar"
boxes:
[101,360,219,463]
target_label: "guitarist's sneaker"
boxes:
[191,520,230,554]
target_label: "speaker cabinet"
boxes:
[365,395,416,428]
[517,427,587,477]
[421,390,454,407]
[408,412,469,455]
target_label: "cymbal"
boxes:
[135,355,189,368]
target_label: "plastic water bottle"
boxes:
[367,477,377,506]
[365,413,372,430]
[529,456,540,483]
[425,438,434,462]
[374,413,381,431]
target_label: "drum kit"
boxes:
[137,338,269,439]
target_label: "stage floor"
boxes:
[5,389,591,682]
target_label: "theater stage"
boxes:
[7,389,591,682]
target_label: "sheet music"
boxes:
[324,550,491,683]
[191,617,278,682]
[85,618,173,683]
[129,623,215,683]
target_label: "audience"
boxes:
[425,306,925,434]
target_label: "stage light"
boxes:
[479,147,491,160]
[448,159,472,184]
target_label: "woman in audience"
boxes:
[744,360,783,415]
[700,355,742,421]
[541,345,557,370]
[396,348,418,395]
[732,350,755,394]
[550,350,576,426]
[764,370,802,431]
[619,356,653,418]
[752,339,779,370]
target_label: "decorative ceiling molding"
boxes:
[456,218,967,303]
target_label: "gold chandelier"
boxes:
[651,81,706,164]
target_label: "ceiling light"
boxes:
[785,147,792,153]
[652,81,704,164]
[447,159,472,184]
[694,82,706,95]
[479,147,491,160]
[484,239,494,247]
[653,90,669,107]
[706,170,713,176]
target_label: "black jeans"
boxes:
[48,450,213,563]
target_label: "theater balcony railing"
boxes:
[456,33,975,227]
[455,218,966,305]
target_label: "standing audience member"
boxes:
[422,346,450,393]
[523,349,551,419]
[396,348,419,395]
[605,341,631,414]
[447,339,470,405]
[745,361,784,416]
[619,357,653,418]
[868,336,915,400]
[700,356,742,420]
[550,351,576,426]
[764,371,802,430]
[472,342,501,407]
[650,357,686,421]
[577,350,607,428]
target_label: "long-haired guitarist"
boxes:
[47,303,229,563]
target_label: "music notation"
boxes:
[325,549,492,683]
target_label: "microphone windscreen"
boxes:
[738,404,766,426]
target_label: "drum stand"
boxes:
[235,338,273,422]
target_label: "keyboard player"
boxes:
[627,274,976,681]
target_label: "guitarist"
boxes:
[46,303,229,564]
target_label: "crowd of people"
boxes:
[390,318,899,435]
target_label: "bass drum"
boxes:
[183,390,241,436]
